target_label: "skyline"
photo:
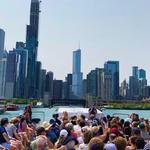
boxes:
[0,0,150,83]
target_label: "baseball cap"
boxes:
[60,129,68,137]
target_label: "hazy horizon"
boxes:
[0,0,150,83]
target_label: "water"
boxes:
[1,106,150,122]
[103,109,150,119]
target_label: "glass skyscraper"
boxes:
[5,51,20,98]
[104,61,119,100]
[0,29,5,51]
[0,29,7,98]
[26,0,40,98]
[139,69,146,79]
[14,42,28,98]
[72,49,83,99]
[132,66,138,78]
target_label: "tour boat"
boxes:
[57,106,105,119]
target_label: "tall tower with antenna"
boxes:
[72,48,83,99]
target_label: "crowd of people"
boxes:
[0,105,150,150]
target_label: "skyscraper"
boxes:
[5,51,20,98]
[40,69,46,99]
[45,71,54,99]
[120,79,129,99]
[129,66,140,99]
[0,50,7,98]
[0,29,7,98]
[26,0,40,98]
[97,68,105,100]
[14,42,28,98]
[53,80,63,99]
[132,66,138,78]
[35,61,42,98]
[104,61,119,100]
[72,49,83,99]
[64,74,72,99]
[104,72,112,100]
[129,76,139,99]
[0,29,5,51]
[87,69,97,98]
[139,69,146,79]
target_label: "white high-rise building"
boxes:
[72,49,83,99]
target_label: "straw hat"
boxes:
[41,121,52,130]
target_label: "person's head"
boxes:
[103,117,107,123]
[139,122,145,130]
[89,107,97,116]
[124,127,131,137]
[1,118,9,127]
[53,113,59,119]
[79,121,86,128]
[59,129,68,138]
[132,121,139,128]
[120,119,124,125]
[63,111,68,117]
[10,117,19,125]
[88,137,104,150]
[49,119,55,125]
[135,137,145,149]
[62,112,69,125]
[129,136,137,146]
[110,127,119,136]
[109,134,117,143]
[83,130,93,144]
[81,126,88,133]
[117,122,123,131]
[132,128,141,136]
[144,119,149,124]
[124,121,130,127]
[36,126,46,136]
[80,115,86,121]
[92,120,98,127]
[42,121,52,131]
[76,117,82,125]
[92,126,99,137]
[65,123,74,133]
[71,116,77,125]
[114,137,127,150]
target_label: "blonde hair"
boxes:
[114,136,127,150]
[88,137,104,150]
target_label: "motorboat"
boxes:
[6,104,19,111]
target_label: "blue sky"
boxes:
[0,0,150,83]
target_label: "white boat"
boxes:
[57,106,105,119]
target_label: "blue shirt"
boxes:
[0,126,7,144]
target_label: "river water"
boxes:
[0,106,150,122]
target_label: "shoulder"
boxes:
[0,126,6,133]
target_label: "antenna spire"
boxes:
[78,41,80,49]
